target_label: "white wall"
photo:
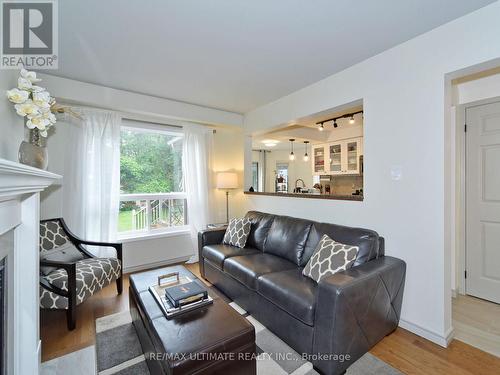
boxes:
[0,71,25,161]
[212,128,246,222]
[39,124,67,219]
[243,1,500,347]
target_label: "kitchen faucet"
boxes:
[294,179,306,193]
[295,179,306,188]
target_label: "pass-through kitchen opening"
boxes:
[249,103,364,200]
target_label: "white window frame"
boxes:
[118,121,188,240]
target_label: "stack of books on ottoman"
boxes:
[149,272,213,318]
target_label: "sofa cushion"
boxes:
[224,253,297,291]
[302,222,380,267]
[245,211,275,250]
[202,244,260,270]
[257,268,317,326]
[40,242,85,276]
[223,218,251,248]
[302,234,359,282]
[263,215,312,266]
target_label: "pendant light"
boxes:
[349,115,355,124]
[289,139,295,161]
[303,141,309,162]
[318,123,324,131]
[333,119,338,128]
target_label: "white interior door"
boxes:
[466,101,500,304]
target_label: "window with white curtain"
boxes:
[118,119,187,238]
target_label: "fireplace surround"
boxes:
[0,158,60,375]
[0,257,6,375]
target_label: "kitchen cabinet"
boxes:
[312,145,326,174]
[312,137,363,175]
[328,142,342,173]
[345,138,362,174]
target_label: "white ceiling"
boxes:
[55,0,494,114]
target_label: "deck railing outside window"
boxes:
[118,193,188,234]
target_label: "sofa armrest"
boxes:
[197,227,226,277]
[312,256,406,375]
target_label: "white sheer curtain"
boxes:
[62,109,121,257]
[183,124,214,263]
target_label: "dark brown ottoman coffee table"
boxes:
[129,265,256,375]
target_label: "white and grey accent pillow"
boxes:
[223,218,251,248]
[302,234,359,282]
[40,242,85,276]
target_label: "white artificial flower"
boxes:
[31,85,44,92]
[20,68,41,83]
[6,88,29,104]
[26,114,50,131]
[40,107,57,124]
[14,99,40,117]
[18,77,32,90]
[48,112,57,124]
[32,90,51,108]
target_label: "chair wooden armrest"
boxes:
[39,259,77,329]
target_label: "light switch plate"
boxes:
[390,166,402,181]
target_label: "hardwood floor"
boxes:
[40,276,130,362]
[452,294,500,358]
[40,264,500,374]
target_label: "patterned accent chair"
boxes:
[39,218,123,330]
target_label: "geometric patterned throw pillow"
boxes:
[223,218,251,248]
[302,234,359,283]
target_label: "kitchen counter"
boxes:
[244,191,363,201]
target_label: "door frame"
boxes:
[458,96,500,296]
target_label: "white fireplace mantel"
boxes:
[0,158,61,200]
[0,158,60,375]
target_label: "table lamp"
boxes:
[216,172,238,223]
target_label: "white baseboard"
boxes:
[444,326,455,345]
[399,319,454,347]
[123,255,192,273]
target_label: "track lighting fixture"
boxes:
[289,139,295,161]
[315,110,363,130]
[303,141,309,162]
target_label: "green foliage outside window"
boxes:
[118,128,184,232]
[120,129,183,195]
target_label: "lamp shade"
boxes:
[216,172,238,189]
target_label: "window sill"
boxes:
[117,226,191,243]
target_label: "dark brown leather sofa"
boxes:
[198,211,406,375]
